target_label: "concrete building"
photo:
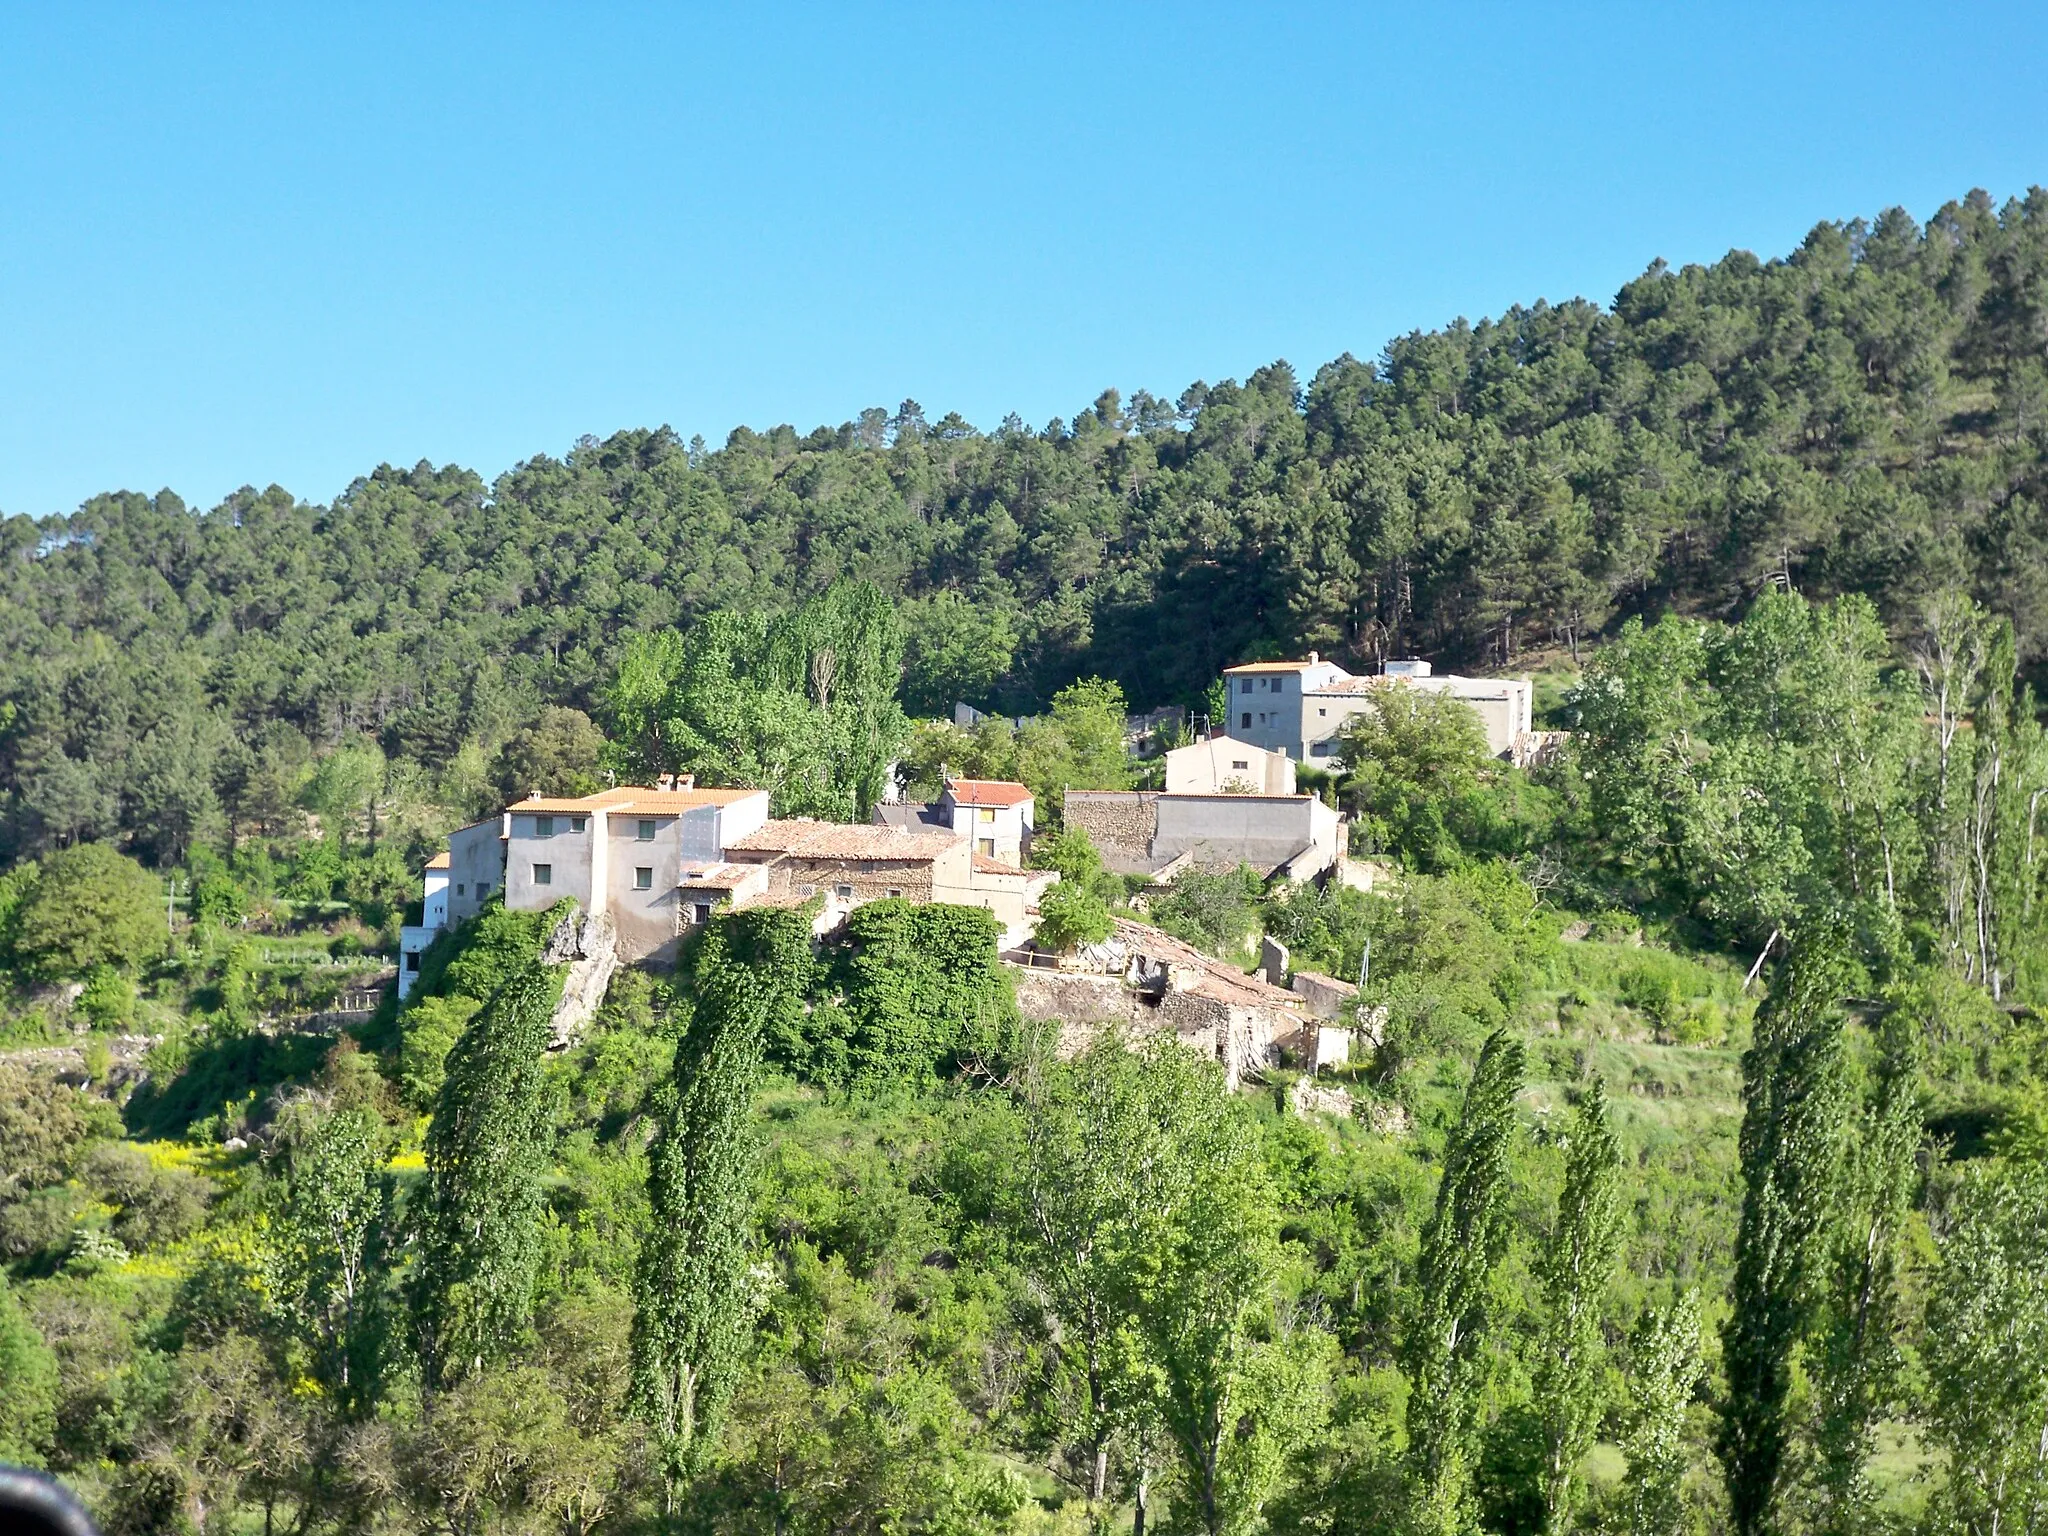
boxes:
[1223,654,1534,763]
[405,780,1052,981]
[412,782,774,967]
[1164,735,1295,796]
[875,778,1035,866]
[397,852,452,998]
[1065,787,1345,882]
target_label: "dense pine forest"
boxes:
[4,189,2048,1536]
[5,188,2047,865]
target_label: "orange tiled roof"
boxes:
[424,852,451,870]
[727,819,963,861]
[1223,659,1319,674]
[507,786,765,815]
[972,852,1027,876]
[945,778,1033,808]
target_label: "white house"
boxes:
[396,852,451,998]
[1223,654,1534,764]
[1164,735,1295,796]
[876,777,1035,867]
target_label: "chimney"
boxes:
[1307,650,1319,664]
[656,773,675,792]
[675,773,694,790]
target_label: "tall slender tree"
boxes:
[1801,1016,1921,1531]
[1403,1028,1527,1533]
[1533,1076,1623,1530]
[1923,1159,2048,1536]
[1718,922,1856,1536]
[630,907,811,1499]
[412,962,562,1391]
[1624,1292,1704,1536]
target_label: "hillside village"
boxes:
[392,652,1537,1100]
[8,184,2048,1536]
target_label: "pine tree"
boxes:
[630,907,811,1498]
[1717,922,1856,1536]
[412,963,561,1391]
[1403,1028,1526,1533]
[1534,1076,1623,1530]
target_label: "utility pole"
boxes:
[1357,934,1371,992]
[165,875,186,940]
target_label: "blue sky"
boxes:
[2,3,2043,518]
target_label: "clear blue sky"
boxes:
[2,3,2043,519]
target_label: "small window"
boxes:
[1312,741,1335,757]
[570,816,586,832]
[979,837,996,857]
[834,883,854,899]
[534,815,554,837]
[634,866,653,890]
[887,888,902,898]
[1318,707,1327,716]
[1231,759,1249,770]
[1240,679,1252,695]
[797,884,816,897]
[456,883,466,896]
[404,951,420,972]
[977,807,995,823]
[637,818,656,841]
[694,902,714,924]
[532,863,552,886]
[1240,712,1251,729]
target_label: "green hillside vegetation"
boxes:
[3,189,2045,865]
[4,188,2048,1534]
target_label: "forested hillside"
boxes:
[5,187,2046,866]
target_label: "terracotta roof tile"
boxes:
[945,778,1033,808]
[727,820,963,861]
[506,786,765,814]
[424,852,451,870]
[972,852,1027,876]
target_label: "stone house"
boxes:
[725,817,1051,946]
[1007,916,1310,1089]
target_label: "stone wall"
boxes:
[1064,791,1159,871]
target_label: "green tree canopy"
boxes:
[9,841,164,979]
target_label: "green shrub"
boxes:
[77,965,136,1030]
[1033,879,1112,953]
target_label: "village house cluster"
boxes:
[400,654,1533,1088]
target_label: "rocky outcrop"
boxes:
[545,908,619,1050]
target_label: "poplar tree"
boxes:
[1923,1159,2048,1535]
[1533,1076,1623,1530]
[1403,1028,1526,1534]
[1624,1292,1704,1536]
[1803,1018,1920,1531]
[412,963,561,1391]
[1717,923,1855,1536]
[631,907,811,1498]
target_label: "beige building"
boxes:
[875,777,1035,865]
[1223,654,1534,764]
[725,817,1053,947]
[429,782,773,965]
[1164,734,1295,796]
